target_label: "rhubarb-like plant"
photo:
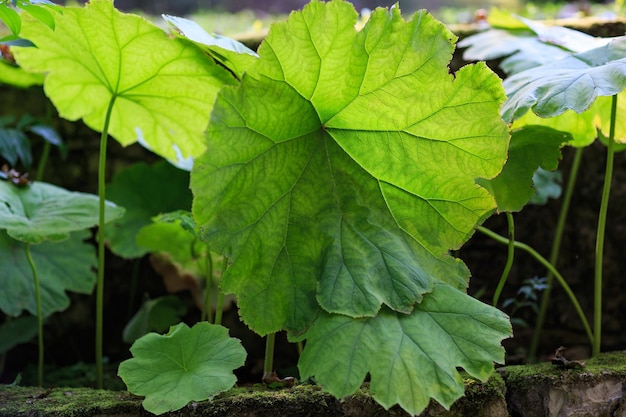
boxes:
[10,0,516,414]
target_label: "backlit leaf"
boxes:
[118,322,246,415]
[12,0,236,168]
[298,283,511,416]
[191,1,509,335]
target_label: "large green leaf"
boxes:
[0,230,96,317]
[12,0,236,167]
[478,125,570,213]
[118,322,246,415]
[191,1,509,335]
[0,181,123,244]
[502,36,626,122]
[104,161,192,259]
[297,283,511,416]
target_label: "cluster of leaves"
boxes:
[459,11,626,143]
[6,1,592,416]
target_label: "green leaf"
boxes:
[0,60,44,88]
[0,5,21,36]
[105,161,192,259]
[0,314,38,354]
[122,296,188,344]
[0,230,96,317]
[502,36,626,122]
[163,14,258,79]
[136,220,209,277]
[191,1,509,334]
[19,3,56,30]
[477,125,570,212]
[0,180,124,244]
[297,283,511,416]
[12,0,236,167]
[118,322,247,415]
[0,127,31,167]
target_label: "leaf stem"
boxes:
[529,146,583,360]
[35,141,50,182]
[95,96,116,389]
[202,247,213,323]
[477,226,593,346]
[264,333,276,374]
[593,94,617,357]
[491,212,515,306]
[214,255,228,326]
[25,243,44,387]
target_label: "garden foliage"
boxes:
[0,0,545,415]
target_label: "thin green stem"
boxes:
[477,226,594,346]
[264,333,276,374]
[529,146,583,360]
[25,243,44,386]
[202,250,213,323]
[95,96,116,389]
[35,141,50,182]
[593,94,617,357]
[492,212,515,307]
[214,255,228,326]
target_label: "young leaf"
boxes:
[12,0,236,168]
[104,161,192,259]
[297,282,511,416]
[163,14,258,79]
[0,230,96,317]
[191,1,509,334]
[0,181,124,244]
[502,37,626,122]
[477,125,571,213]
[118,322,246,415]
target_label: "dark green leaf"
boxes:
[0,230,96,317]
[122,296,188,344]
[0,314,38,353]
[297,283,511,416]
[105,161,192,259]
[477,125,570,212]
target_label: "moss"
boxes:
[499,350,626,390]
[0,385,141,417]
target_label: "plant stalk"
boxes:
[477,226,593,346]
[95,96,116,389]
[214,255,228,326]
[25,243,44,386]
[593,94,617,357]
[201,248,213,323]
[492,212,515,307]
[529,146,583,360]
[264,332,276,374]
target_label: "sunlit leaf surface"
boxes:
[13,0,235,168]
[192,1,509,335]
